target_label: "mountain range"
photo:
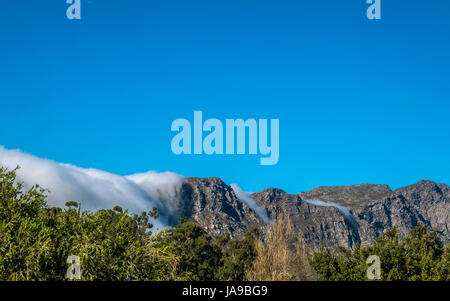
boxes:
[177,177,449,249]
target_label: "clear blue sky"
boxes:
[1,0,449,193]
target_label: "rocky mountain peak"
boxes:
[393,180,449,199]
[299,183,392,209]
[180,177,265,238]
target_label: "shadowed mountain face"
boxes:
[179,178,449,249]
[179,177,266,238]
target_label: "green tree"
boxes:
[0,167,181,281]
[216,227,258,281]
[154,219,222,280]
[312,225,449,281]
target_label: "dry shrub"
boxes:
[246,214,316,281]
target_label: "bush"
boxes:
[246,214,316,281]
[0,167,179,280]
[312,225,449,281]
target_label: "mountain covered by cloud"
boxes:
[0,146,186,230]
[0,146,267,231]
[230,183,270,222]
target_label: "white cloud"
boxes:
[230,183,270,222]
[303,199,357,229]
[0,146,185,231]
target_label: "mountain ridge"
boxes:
[179,177,449,249]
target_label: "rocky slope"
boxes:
[179,177,265,238]
[178,178,449,249]
[354,180,449,246]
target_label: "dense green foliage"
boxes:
[154,219,258,280]
[0,167,256,281]
[312,225,449,281]
[0,167,180,280]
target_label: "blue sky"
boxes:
[1,0,449,194]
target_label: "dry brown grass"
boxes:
[246,214,316,281]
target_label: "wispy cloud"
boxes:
[303,199,357,229]
[230,183,270,222]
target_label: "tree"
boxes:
[246,214,316,281]
[216,227,258,281]
[312,225,449,281]
[0,167,180,281]
[154,219,222,280]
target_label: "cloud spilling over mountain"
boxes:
[230,183,270,222]
[0,146,185,230]
[303,199,357,229]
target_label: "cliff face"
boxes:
[179,177,265,238]
[251,188,360,248]
[354,181,450,246]
[178,178,449,249]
